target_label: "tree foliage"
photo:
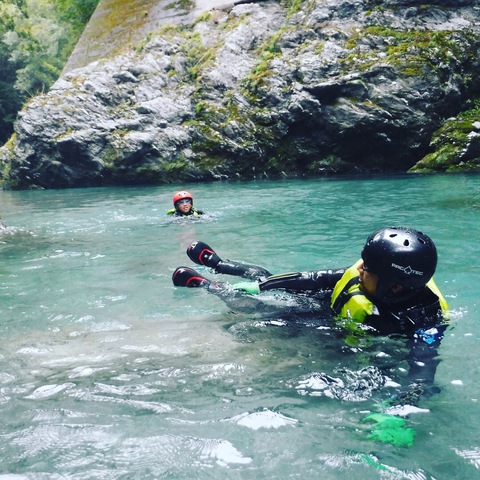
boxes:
[0,0,99,144]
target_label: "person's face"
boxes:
[176,198,192,213]
[357,261,378,298]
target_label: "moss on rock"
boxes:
[411,100,480,172]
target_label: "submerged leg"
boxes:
[187,241,272,280]
[172,266,289,315]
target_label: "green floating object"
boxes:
[232,281,260,295]
[363,413,416,448]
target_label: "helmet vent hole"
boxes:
[403,239,410,246]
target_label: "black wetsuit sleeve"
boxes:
[258,268,345,293]
[406,338,442,384]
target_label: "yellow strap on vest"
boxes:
[425,277,449,313]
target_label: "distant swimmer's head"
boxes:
[173,191,193,214]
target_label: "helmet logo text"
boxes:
[391,263,423,276]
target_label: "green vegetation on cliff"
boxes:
[344,26,477,80]
[411,100,480,172]
[0,0,99,144]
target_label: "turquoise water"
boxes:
[0,174,479,479]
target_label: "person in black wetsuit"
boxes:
[172,227,450,401]
[167,191,204,217]
[173,227,448,335]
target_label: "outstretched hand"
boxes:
[232,281,261,295]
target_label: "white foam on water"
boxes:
[230,409,298,430]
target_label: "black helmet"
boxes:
[361,227,437,304]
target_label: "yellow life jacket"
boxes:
[426,277,449,312]
[331,260,372,323]
[167,208,201,216]
[331,259,449,324]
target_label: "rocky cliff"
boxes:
[1,0,480,189]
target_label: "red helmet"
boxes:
[173,191,193,205]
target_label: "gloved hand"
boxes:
[232,281,260,295]
[362,413,416,447]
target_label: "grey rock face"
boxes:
[1,0,480,189]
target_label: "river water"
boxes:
[0,174,479,479]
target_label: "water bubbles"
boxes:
[294,366,387,402]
